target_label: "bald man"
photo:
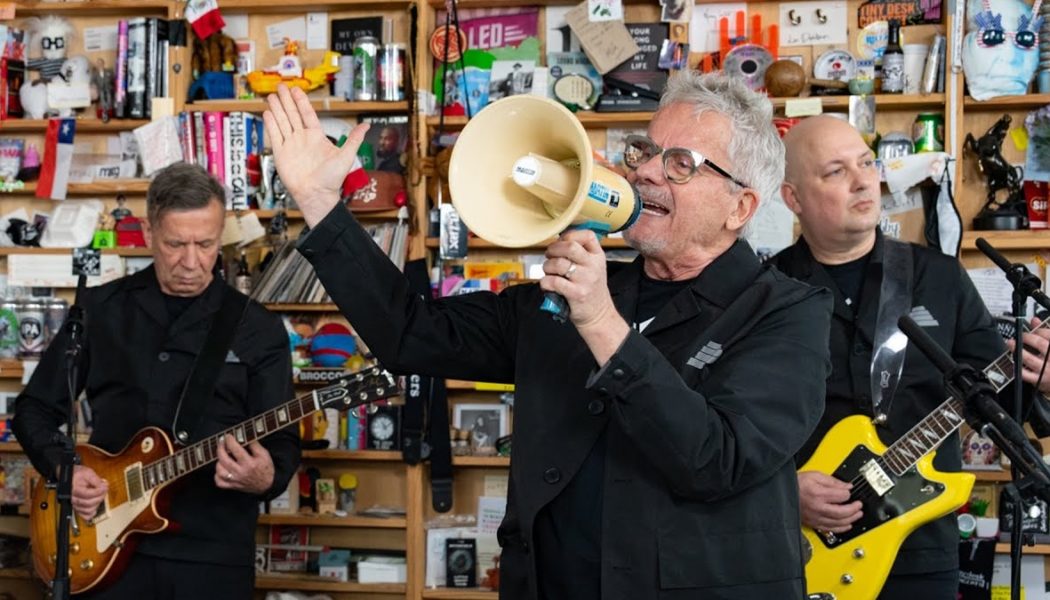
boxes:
[771,116,1004,599]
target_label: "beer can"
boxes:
[45,298,68,348]
[912,113,944,153]
[0,299,19,359]
[353,36,379,101]
[379,43,406,102]
[17,299,46,359]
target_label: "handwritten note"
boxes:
[689,3,746,53]
[779,1,847,47]
[565,1,639,74]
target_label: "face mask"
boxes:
[962,0,1042,100]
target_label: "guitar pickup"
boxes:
[860,459,894,496]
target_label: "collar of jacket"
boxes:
[124,264,230,332]
[608,239,762,337]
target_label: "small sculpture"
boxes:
[91,58,116,122]
[965,114,1029,230]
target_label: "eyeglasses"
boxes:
[623,134,749,188]
[41,37,65,51]
[973,8,1044,49]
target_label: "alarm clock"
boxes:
[367,404,401,450]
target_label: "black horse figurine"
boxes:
[965,114,1029,230]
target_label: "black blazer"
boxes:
[14,266,300,567]
[301,206,834,600]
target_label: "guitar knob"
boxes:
[71,542,80,554]
[80,559,94,571]
[852,547,865,559]
[841,574,854,584]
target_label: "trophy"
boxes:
[965,114,1029,230]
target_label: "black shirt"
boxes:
[823,252,871,309]
[534,272,698,600]
[773,232,1005,575]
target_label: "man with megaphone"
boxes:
[264,72,832,599]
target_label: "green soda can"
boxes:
[912,113,944,153]
[353,36,379,101]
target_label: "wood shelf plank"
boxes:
[301,449,403,461]
[422,588,498,599]
[212,0,411,10]
[964,93,1050,110]
[961,231,1050,251]
[966,468,1012,482]
[264,303,338,311]
[255,574,405,593]
[0,567,33,580]
[0,360,25,380]
[0,247,152,256]
[258,513,406,528]
[0,118,150,132]
[424,237,631,250]
[996,543,1050,554]
[186,99,408,114]
[451,456,509,468]
[0,442,24,453]
[2,180,151,196]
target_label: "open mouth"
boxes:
[641,200,670,216]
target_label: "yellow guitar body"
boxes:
[800,415,974,600]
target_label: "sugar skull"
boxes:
[962,429,1000,466]
[962,0,1042,100]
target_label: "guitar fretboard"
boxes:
[136,368,394,492]
[881,318,1049,476]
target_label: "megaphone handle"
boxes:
[540,292,570,323]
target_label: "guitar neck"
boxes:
[137,368,395,492]
[881,318,1048,476]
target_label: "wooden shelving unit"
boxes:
[0,118,150,132]
[996,543,1050,555]
[255,574,406,593]
[1,180,152,195]
[451,456,510,468]
[967,468,1013,482]
[963,93,1050,110]
[264,303,339,312]
[186,99,409,114]
[961,230,1049,251]
[301,449,403,461]
[421,588,498,599]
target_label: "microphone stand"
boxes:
[51,273,87,600]
[975,237,1050,600]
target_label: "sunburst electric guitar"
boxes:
[29,365,400,595]
[801,329,1033,600]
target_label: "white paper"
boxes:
[83,25,119,52]
[779,1,848,47]
[424,526,474,588]
[689,3,746,53]
[223,14,250,40]
[482,474,509,497]
[476,496,506,585]
[266,16,308,50]
[21,360,38,386]
[587,0,624,22]
[306,12,328,50]
[968,265,1038,319]
[991,554,1045,598]
[8,254,125,288]
[546,5,581,52]
[746,197,795,259]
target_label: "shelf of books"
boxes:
[186,99,409,115]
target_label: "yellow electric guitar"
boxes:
[801,335,1025,600]
[30,365,399,595]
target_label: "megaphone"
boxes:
[448,95,641,249]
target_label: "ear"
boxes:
[781,182,803,216]
[142,218,153,248]
[725,187,759,233]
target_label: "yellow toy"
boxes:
[247,39,340,95]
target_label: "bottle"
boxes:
[235,250,252,296]
[881,19,905,94]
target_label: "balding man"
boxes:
[771,116,1004,599]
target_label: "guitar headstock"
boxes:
[315,365,401,411]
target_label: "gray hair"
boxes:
[658,71,785,236]
[147,162,226,224]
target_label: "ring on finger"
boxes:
[224,472,233,481]
[564,262,578,280]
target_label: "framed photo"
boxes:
[453,403,509,449]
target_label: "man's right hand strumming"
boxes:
[798,470,863,534]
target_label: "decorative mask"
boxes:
[962,0,1042,100]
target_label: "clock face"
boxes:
[370,415,395,440]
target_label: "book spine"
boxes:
[126,18,147,119]
[204,111,225,185]
[225,112,248,210]
[114,20,128,118]
[193,111,207,170]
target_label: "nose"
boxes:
[629,152,665,186]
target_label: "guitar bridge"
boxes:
[860,459,894,496]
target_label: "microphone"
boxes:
[897,315,1029,450]
[64,273,87,356]
[976,237,1050,312]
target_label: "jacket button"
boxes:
[521,540,530,553]
[587,399,606,415]
[612,368,625,379]
[302,248,315,258]
[158,352,170,362]
[542,467,561,484]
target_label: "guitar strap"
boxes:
[171,286,251,444]
[402,260,454,512]
[869,240,914,418]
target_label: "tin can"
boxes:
[334,55,354,100]
[353,36,379,101]
[45,298,68,348]
[379,43,406,102]
[912,112,944,152]
[0,300,19,359]
[17,299,46,359]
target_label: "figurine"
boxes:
[91,58,115,122]
[24,16,74,83]
[246,38,340,95]
[965,114,1029,229]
